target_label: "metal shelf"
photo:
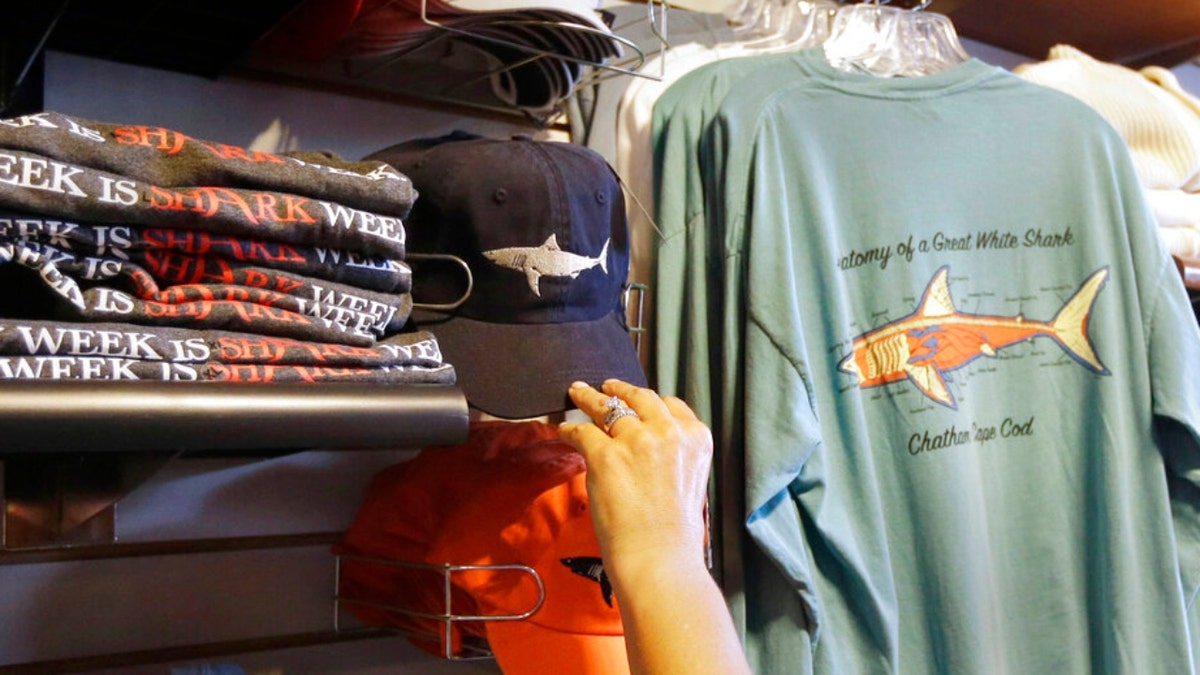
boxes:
[0,381,469,454]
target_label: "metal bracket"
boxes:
[2,452,175,550]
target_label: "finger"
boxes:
[662,394,701,423]
[566,380,604,411]
[566,381,616,423]
[568,380,644,433]
[558,420,613,462]
[603,403,642,436]
[601,379,671,423]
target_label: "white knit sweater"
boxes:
[1016,44,1200,260]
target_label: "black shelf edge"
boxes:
[0,381,469,453]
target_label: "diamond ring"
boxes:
[602,395,639,433]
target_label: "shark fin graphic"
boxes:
[838,353,860,378]
[1049,267,1109,374]
[525,267,543,297]
[906,362,956,408]
[597,238,610,275]
[543,234,560,251]
[916,267,956,319]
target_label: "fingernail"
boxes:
[569,381,587,389]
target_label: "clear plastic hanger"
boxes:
[823,0,900,75]
[741,0,793,43]
[741,0,839,52]
[784,0,841,50]
[823,0,968,77]
[726,0,772,38]
[902,2,969,74]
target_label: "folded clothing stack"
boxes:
[0,317,452,383]
[0,111,454,384]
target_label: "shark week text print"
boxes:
[837,266,1110,409]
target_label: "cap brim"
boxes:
[414,309,647,419]
[487,619,630,675]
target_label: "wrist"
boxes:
[603,533,710,595]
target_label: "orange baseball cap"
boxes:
[335,420,629,674]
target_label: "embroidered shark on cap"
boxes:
[484,234,610,296]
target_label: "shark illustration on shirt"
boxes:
[838,266,1110,408]
[482,234,609,296]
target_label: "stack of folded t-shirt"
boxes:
[0,111,454,383]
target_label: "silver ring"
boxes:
[602,395,639,433]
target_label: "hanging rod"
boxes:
[0,532,343,565]
[0,381,469,453]
[0,629,395,675]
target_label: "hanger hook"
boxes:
[407,252,474,312]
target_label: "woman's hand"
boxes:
[558,379,713,579]
[558,379,750,675]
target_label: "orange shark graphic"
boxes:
[838,266,1110,408]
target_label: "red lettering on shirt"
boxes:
[143,249,200,284]
[319,343,377,359]
[239,269,305,295]
[211,364,381,383]
[143,300,215,321]
[244,239,306,264]
[111,127,286,166]
[151,230,308,264]
[210,363,273,382]
[251,192,279,223]
[190,138,286,164]
[230,302,313,326]
[215,337,379,364]
[216,337,288,363]
[155,284,284,308]
[146,187,260,224]
[128,269,162,298]
[145,187,316,227]
[244,193,324,226]
[112,126,187,155]
[147,185,180,210]
[143,253,243,288]
[278,195,317,224]
[157,285,214,304]
[143,228,199,253]
[200,188,258,223]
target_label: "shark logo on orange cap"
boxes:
[562,556,614,607]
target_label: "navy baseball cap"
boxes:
[365,132,646,419]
